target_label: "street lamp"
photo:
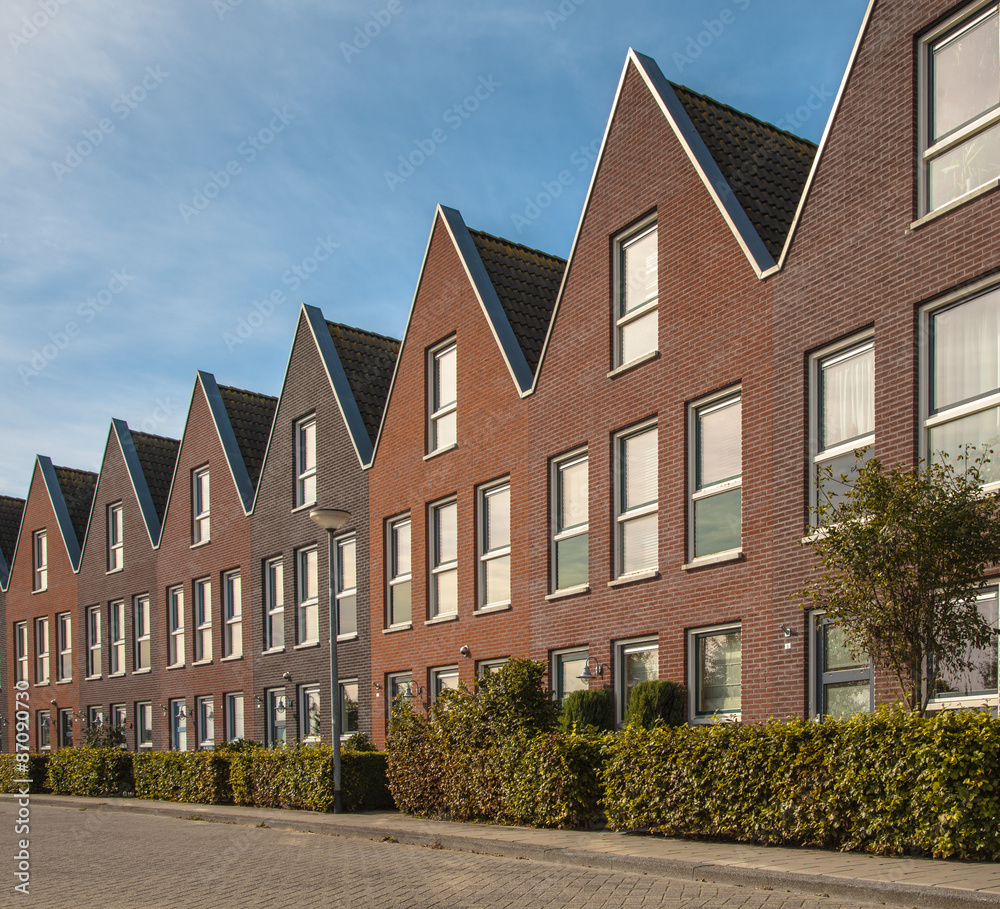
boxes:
[309,506,351,813]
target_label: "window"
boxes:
[107,503,123,571]
[37,711,50,750]
[300,685,321,742]
[56,613,71,682]
[223,570,242,658]
[478,481,510,609]
[335,535,357,638]
[109,601,125,675]
[929,587,999,704]
[137,703,153,750]
[614,222,658,367]
[553,648,589,703]
[689,625,742,722]
[196,696,214,749]
[295,416,317,507]
[264,558,285,651]
[921,5,1000,213]
[34,617,49,684]
[58,708,73,748]
[430,666,459,702]
[88,706,104,727]
[14,622,28,684]
[33,530,47,591]
[133,595,150,671]
[923,287,1000,484]
[476,658,508,677]
[387,672,414,710]
[339,680,359,737]
[615,424,658,576]
[266,688,287,746]
[296,547,319,645]
[225,693,244,742]
[616,638,658,723]
[86,606,101,678]
[428,340,457,452]
[111,704,127,747]
[430,499,458,618]
[811,339,875,519]
[387,516,412,627]
[552,452,588,592]
[193,466,210,544]
[170,700,187,751]
[194,579,212,662]
[811,613,873,719]
[168,586,185,666]
[691,392,742,559]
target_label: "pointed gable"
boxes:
[0,495,25,588]
[217,384,278,492]
[52,466,97,554]
[130,429,181,525]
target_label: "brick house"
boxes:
[0,495,26,750]
[249,304,397,745]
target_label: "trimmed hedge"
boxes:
[133,751,230,804]
[559,689,614,733]
[0,754,49,793]
[622,680,685,729]
[46,747,134,797]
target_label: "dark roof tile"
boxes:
[130,431,181,523]
[326,323,400,446]
[0,495,25,567]
[217,386,278,492]
[52,466,97,548]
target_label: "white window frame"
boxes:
[918,2,1000,215]
[615,637,659,725]
[35,616,49,684]
[927,586,999,710]
[339,679,359,738]
[386,672,414,714]
[37,710,51,751]
[551,450,589,593]
[192,466,210,545]
[56,612,71,682]
[109,600,125,676]
[613,219,658,369]
[107,502,124,572]
[225,693,244,742]
[168,585,185,667]
[335,534,357,640]
[58,708,73,748]
[33,529,47,592]
[111,704,127,748]
[264,558,285,651]
[14,621,27,685]
[614,421,659,579]
[430,665,459,702]
[194,578,212,663]
[170,699,188,751]
[428,339,457,454]
[295,415,317,508]
[299,684,321,743]
[86,605,101,679]
[478,480,511,610]
[476,657,508,678]
[296,546,319,646]
[223,569,243,659]
[552,647,589,703]
[136,702,153,750]
[429,497,458,619]
[196,696,214,749]
[809,610,874,720]
[688,623,743,724]
[266,687,287,746]
[133,595,150,672]
[387,515,412,628]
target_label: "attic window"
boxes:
[614,222,658,368]
[428,340,457,454]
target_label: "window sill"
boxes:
[294,641,320,650]
[191,539,211,550]
[910,178,999,230]
[262,647,285,656]
[682,549,744,571]
[192,659,213,667]
[132,668,152,675]
[690,712,741,725]
[106,566,124,575]
[423,443,457,462]
[109,672,125,679]
[608,568,660,588]
[473,602,511,616]
[926,694,998,712]
[85,674,102,681]
[800,527,829,545]
[425,613,459,626]
[35,681,50,687]
[383,623,412,634]
[607,349,659,379]
[56,679,72,685]
[545,584,590,602]
[291,501,318,515]
[221,654,244,662]
[167,663,186,670]
[336,632,358,642]
[32,587,48,595]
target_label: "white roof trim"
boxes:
[113,419,165,547]
[198,370,256,515]
[37,455,84,572]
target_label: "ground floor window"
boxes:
[689,625,742,722]
[226,693,244,741]
[58,709,73,748]
[811,613,872,719]
[37,711,50,750]
[552,648,589,703]
[300,685,321,743]
[339,680,359,737]
[170,700,188,751]
[136,703,152,750]
[266,688,287,746]
[615,637,658,724]
[929,587,999,708]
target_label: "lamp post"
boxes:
[309,506,351,813]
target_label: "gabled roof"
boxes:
[217,384,278,493]
[31,458,97,572]
[130,430,181,525]
[0,495,25,589]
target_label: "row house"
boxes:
[0,495,26,749]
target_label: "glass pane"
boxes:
[694,488,741,557]
[933,593,999,697]
[300,420,316,470]
[697,631,742,714]
[558,458,588,531]
[622,428,657,510]
[302,550,318,600]
[622,227,657,314]
[621,513,657,574]
[620,308,658,364]
[433,410,456,450]
[139,639,150,668]
[435,345,457,409]
[929,120,1000,209]
[434,568,458,615]
[558,653,589,700]
[390,581,411,625]
[338,538,356,592]
[301,474,316,506]
[932,11,1000,140]
[821,345,874,449]
[393,522,411,576]
[436,502,457,564]
[338,593,357,637]
[623,645,657,711]
[823,623,867,671]
[556,533,588,590]
[929,407,1000,483]
[486,486,510,550]
[816,446,874,511]
[698,398,742,487]
[824,681,871,718]
[341,682,359,734]
[932,290,1000,411]
[485,554,510,605]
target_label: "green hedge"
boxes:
[46,747,134,797]
[559,689,614,733]
[622,680,685,729]
[0,754,49,793]
[133,751,230,804]
[602,709,1000,860]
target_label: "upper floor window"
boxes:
[168,585,185,667]
[295,416,317,508]
[615,423,658,577]
[56,612,71,682]
[33,530,47,591]
[811,339,875,520]
[387,515,412,627]
[335,535,357,639]
[921,5,1000,213]
[552,451,588,592]
[223,570,243,659]
[107,503,124,572]
[614,221,658,368]
[296,547,319,645]
[478,481,510,609]
[133,595,151,671]
[264,558,285,651]
[109,600,126,676]
[690,392,742,559]
[428,340,457,453]
[35,617,49,684]
[14,622,28,684]
[193,466,210,545]
[86,605,101,678]
[430,498,458,619]
[194,578,212,662]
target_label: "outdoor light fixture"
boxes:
[309,505,351,814]
[254,695,264,709]
[50,699,57,706]
[282,671,292,681]
[577,656,603,681]
[459,645,471,658]
[780,623,793,637]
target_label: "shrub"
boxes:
[344,732,376,752]
[133,751,231,804]
[81,720,127,749]
[622,680,685,729]
[559,689,614,733]
[0,754,49,793]
[46,747,133,797]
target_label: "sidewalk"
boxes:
[25,794,1000,909]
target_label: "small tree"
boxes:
[82,719,126,749]
[802,452,1000,714]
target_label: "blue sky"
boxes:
[0,0,869,499]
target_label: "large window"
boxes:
[691,392,742,559]
[921,4,1000,213]
[616,638,658,724]
[14,622,27,684]
[929,587,999,704]
[136,703,153,750]
[170,700,187,751]
[295,415,317,508]
[225,693,244,742]
[428,340,457,453]
[56,613,71,682]
[109,601,125,676]
[58,708,73,748]
[339,680,359,737]
[196,696,214,750]
[335,535,357,638]
[811,614,873,719]
[552,452,588,591]
[264,558,285,651]
[223,570,242,659]
[133,595,150,671]
[811,339,875,519]
[689,625,742,722]
[615,424,658,577]
[108,503,124,571]
[33,530,47,591]
[387,516,412,627]
[296,547,319,645]
[86,606,101,678]
[37,711,50,750]
[266,688,287,746]
[193,466,210,544]
[430,499,458,618]
[35,617,49,684]
[924,286,1000,485]
[387,672,414,709]
[299,685,321,742]
[552,648,589,703]
[111,705,127,746]
[614,221,658,367]
[478,481,510,609]
[194,579,212,662]
[168,586,185,667]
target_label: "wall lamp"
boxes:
[577,657,603,681]
[780,623,794,637]
[254,695,264,709]
[459,645,471,658]
[282,671,292,681]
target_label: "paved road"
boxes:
[2,802,890,909]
